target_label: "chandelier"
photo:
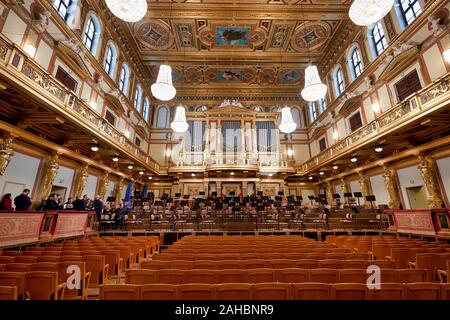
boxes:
[171,106,189,133]
[279,107,297,134]
[349,0,395,26]
[151,65,176,101]
[105,0,148,23]
[301,65,328,102]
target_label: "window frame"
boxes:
[118,65,129,95]
[83,18,96,52]
[54,0,71,19]
[335,67,345,96]
[350,47,363,79]
[372,22,388,56]
[399,0,422,26]
[143,98,150,122]
[134,86,142,111]
[309,102,318,123]
[103,45,114,75]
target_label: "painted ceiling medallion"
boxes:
[291,22,331,51]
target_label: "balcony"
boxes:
[297,73,450,174]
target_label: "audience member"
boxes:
[92,195,104,221]
[44,194,59,211]
[0,194,13,211]
[14,189,32,211]
[64,197,74,210]
[72,196,85,211]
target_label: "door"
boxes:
[406,186,428,209]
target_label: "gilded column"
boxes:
[97,171,110,199]
[418,153,444,208]
[217,121,222,164]
[216,181,222,197]
[0,133,14,176]
[114,177,125,204]
[242,181,248,197]
[73,163,89,197]
[358,171,372,207]
[252,120,257,160]
[382,165,402,209]
[34,152,60,205]
[340,177,349,194]
[326,181,334,206]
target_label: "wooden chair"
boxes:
[140,284,178,300]
[184,270,217,284]
[387,248,410,269]
[332,283,367,300]
[169,260,191,270]
[343,260,368,269]
[216,283,253,300]
[191,260,217,270]
[0,257,15,264]
[25,271,66,300]
[246,269,276,284]
[125,269,156,285]
[437,259,450,283]
[396,269,426,283]
[243,259,268,269]
[0,285,18,300]
[338,269,367,284]
[0,264,4,272]
[367,283,404,300]
[216,269,246,284]
[304,254,323,260]
[269,259,295,269]
[82,255,109,288]
[0,272,26,300]
[178,284,215,300]
[404,282,441,300]
[157,270,185,285]
[371,260,396,269]
[58,261,91,300]
[5,263,32,272]
[309,269,338,283]
[295,259,319,269]
[253,282,291,300]
[380,269,397,283]
[277,268,309,283]
[318,259,344,269]
[37,256,59,263]
[31,262,59,272]
[412,253,439,282]
[292,283,331,300]
[100,250,122,281]
[99,284,140,300]
[441,283,450,300]
[59,256,83,262]
[1,251,22,257]
[347,253,370,260]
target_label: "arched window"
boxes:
[103,43,117,77]
[134,86,143,111]
[350,47,363,80]
[397,0,422,27]
[319,98,327,113]
[82,14,101,55]
[155,106,170,128]
[369,22,388,58]
[143,98,150,122]
[53,0,71,19]
[118,64,130,95]
[333,66,346,97]
[309,102,317,122]
[291,108,301,129]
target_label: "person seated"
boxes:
[0,193,13,211]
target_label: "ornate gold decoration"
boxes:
[34,153,60,205]
[340,177,349,194]
[98,171,110,199]
[417,153,444,208]
[115,177,125,204]
[0,133,14,176]
[326,181,334,205]
[382,165,402,209]
[74,164,89,197]
[358,171,372,208]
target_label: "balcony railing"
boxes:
[0,34,164,175]
[298,73,450,174]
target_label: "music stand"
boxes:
[212,192,217,199]
[366,195,376,209]
[354,192,363,206]
[308,195,315,206]
[333,194,341,207]
[278,191,284,196]
[175,193,181,199]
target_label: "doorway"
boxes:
[51,186,67,201]
[406,186,428,209]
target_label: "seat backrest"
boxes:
[396,269,426,283]
[243,259,268,269]
[295,259,319,269]
[0,257,15,264]
[391,248,410,269]
[100,284,140,300]
[216,283,252,300]
[31,262,59,272]
[0,285,18,300]
[416,253,439,282]
[277,268,309,283]
[217,261,243,269]
[5,263,32,272]
[367,283,404,300]
[269,259,295,269]
[83,255,106,287]
[246,269,276,284]
[140,260,166,270]
[58,261,88,299]
[404,282,440,300]
[253,282,291,300]
[183,270,217,284]
[216,269,246,284]
[338,269,367,284]
[169,260,191,270]
[37,256,59,263]
[332,283,368,300]
[25,271,58,300]
[0,272,26,299]
[178,284,215,300]
[100,250,121,277]
[157,270,185,285]
[441,283,450,300]
[191,260,217,270]
[125,269,156,285]
[309,269,338,283]
[318,259,344,269]
[343,260,368,269]
[292,283,331,300]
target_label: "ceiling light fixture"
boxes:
[375,146,384,153]
[333,165,339,170]
[171,106,189,133]
[127,165,134,170]
[349,0,395,26]
[112,156,119,162]
[320,171,325,176]
[148,176,153,180]
[309,176,313,180]
[24,44,36,58]
[139,171,144,175]
[230,172,235,176]
[372,102,381,113]
[279,106,297,133]
[192,173,196,177]
[350,157,358,163]
[287,149,293,156]
[90,145,100,152]
[333,130,339,140]
[105,0,147,23]
[151,64,176,101]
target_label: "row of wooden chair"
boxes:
[140,258,393,270]
[99,282,450,300]
[0,271,66,300]
[126,268,429,285]
[163,247,349,255]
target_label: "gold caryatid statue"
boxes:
[74,164,89,197]
[98,171,110,199]
[0,133,14,176]
[382,165,402,209]
[418,153,444,208]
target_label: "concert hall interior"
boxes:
[1,0,450,301]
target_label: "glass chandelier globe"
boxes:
[349,0,395,26]
[171,106,189,133]
[301,65,328,102]
[105,0,148,23]
[279,107,297,134]
[151,65,176,101]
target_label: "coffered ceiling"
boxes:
[99,0,353,99]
